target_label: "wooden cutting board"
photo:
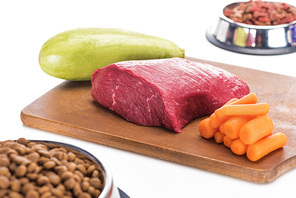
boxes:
[21,57,296,183]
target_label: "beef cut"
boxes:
[91,58,250,133]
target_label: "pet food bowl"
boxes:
[35,140,129,198]
[206,1,296,55]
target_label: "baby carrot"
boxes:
[239,115,273,145]
[223,136,234,148]
[230,92,257,105]
[223,116,253,139]
[215,103,270,117]
[214,131,225,144]
[231,139,248,155]
[225,98,239,105]
[219,122,226,134]
[246,132,287,162]
[209,112,231,129]
[199,118,219,139]
[209,98,239,128]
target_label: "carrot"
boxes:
[230,139,248,155]
[223,136,234,148]
[225,98,239,105]
[246,132,287,162]
[219,122,226,134]
[239,115,273,145]
[214,131,225,144]
[230,92,257,105]
[209,112,232,129]
[199,118,219,139]
[209,98,238,128]
[215,103,270,118]
[210,93,258,128]
[223,116,254,139]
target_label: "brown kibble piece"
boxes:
[16,138,28,146]
[21,183,35,194]
[40,191,51,198]
[64,178,76,190]
[0,175,10,189]
[26,173,39,181]
[48,174,61,186]
[66,162,76,172]
[73,182,82,197]
[87,186,95,196]
[61,171,73,181]
[15,165,27,177]
[37,186,50,195]
[0,155,10,166]
[67,152,76,162]
[26,152,40,163]
[0,167,10,176]
[11,179,21,192]
[78,192,91,198]
[54,165,67,176]
[91,170,99,178]
[86,165,96,176]
[8,191,24,198]
[43,161,56,170]
[26,189,39,198]
[27,163,38,173]
[37,150,50,158]
[81,181,90,192]
[89,178,102,189]
[76,164,87,175]
[51,188,64,198]
[37,176,50,186]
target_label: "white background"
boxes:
[1,0,296,197]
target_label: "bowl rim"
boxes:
[221,1,296,29]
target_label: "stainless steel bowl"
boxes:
[206,1,296,55]
[33,140,124,198]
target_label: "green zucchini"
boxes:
[39,28,185,81]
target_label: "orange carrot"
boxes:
[215,103,270,118]
[209,112,231,129]
[223,116,254,139]
[239,115,273,145]
[219,122,226,134]
[210,93,258,128]
[230,139,248,155]
[223,136,234,148]
[246,132,287,162]
[225,98,239,105]
[199,118,219,139]
[208,98,237,128]
[230,92,257,105]
[214,131,225,144]
[209,113,220,128]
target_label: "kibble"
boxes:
[224,0,296,25]
[0,138,104,197]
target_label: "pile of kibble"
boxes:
[0,138,104,198]
[223,0,296,25]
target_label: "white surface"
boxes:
[1,0,296,197]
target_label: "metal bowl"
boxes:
[33,140,126,198]
[206,1,296,55]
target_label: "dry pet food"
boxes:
[224,0,296,25]
[0,138,104,198]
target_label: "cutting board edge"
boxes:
[20,109,296,183]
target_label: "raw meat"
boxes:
[91,58,250,133]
